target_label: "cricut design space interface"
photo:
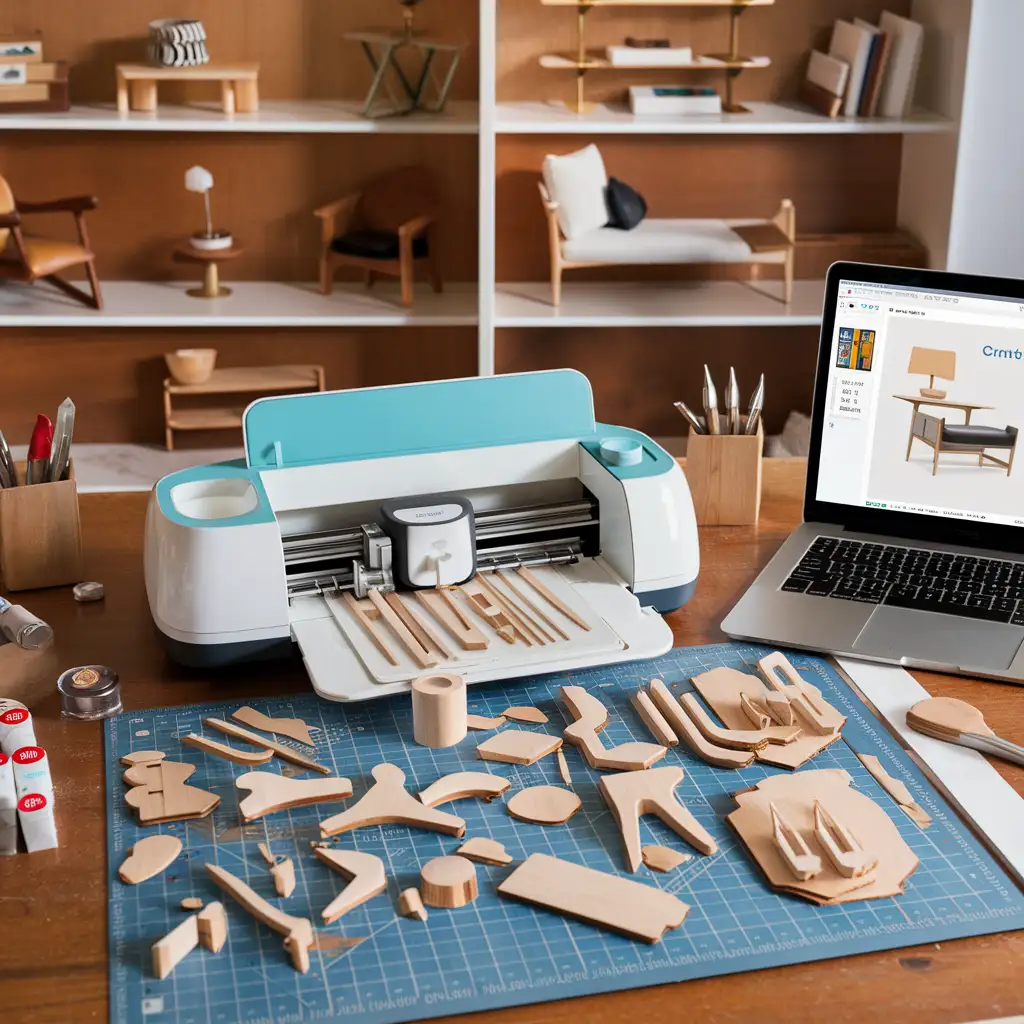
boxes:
[816,278,1024,527]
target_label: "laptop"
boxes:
[723,261,1024,683]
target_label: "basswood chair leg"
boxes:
[399,236,414,307]
[551,262,562,307]
[84,260,103,310]
[932,443,941,476]
[782,250,794,304]
[44,274,102,310]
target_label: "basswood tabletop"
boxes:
[2,458,1023,1024]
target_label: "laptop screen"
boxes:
[816,275,1024,529]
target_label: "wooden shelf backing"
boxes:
[540,53,770,71]
[165,365,324,395]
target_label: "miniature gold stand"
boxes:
[172,242,243,298]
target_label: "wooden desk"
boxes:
[4,458,1024,1024]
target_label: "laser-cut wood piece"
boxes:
[123,758,220,824]
[236,771,353,822]
[272,857,296,897]
[398,887,428,922]
[631,689,678,748]
[121,750,165,766]
[556,748,572,787]
[770,802,822,881]
[813,800,877,878]
[343,590,399,665]
[368,586,438,667]
[119,834,183,884]
[387,592,455,659]
[313,846,388,923]
[416,589,489,650]
[477,730,562,766]
[466,714,506,731]
[417,771,511,808]
[466,589,517,644]
[231,706,316,747]
[642,845,691,872]
[204,718,330,774]
[679,692,801,750]
[740,693,771,730]
[502,706,549,725]
[765,693,795,726]
[516,566,591,630]
[198,901,227,953]
[456,837,513,866]
[857,753,932,828]
[600,765,717,872]
[181,733,275,766]
[727,770,919,905]
[257,842,276,865]
[756,652,845,736]
[420,855,478,908]
[497,570,569,640]
[497,853,688,944]
[647,679,754,769]
[181,897,204,911]
[507,785,581,825]
[561,685,666,771]
[475,572,548,644]
[152,914,198,979]
[205,862,314,972]
[412,672,467,748]
[319,763,465,838]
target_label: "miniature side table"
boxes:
[115,63,260,115]
[172,242,244,299]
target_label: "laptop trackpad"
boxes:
[852,607,1024,671]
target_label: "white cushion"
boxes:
[562,218,782,265]
[542,145,608,241]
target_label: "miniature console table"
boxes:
[172,242,245,299]
[162,364,325,450]
[115,63,260,115]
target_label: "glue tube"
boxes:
[17,792,57,853]
[0,753,16,856]
[0,704,35,756]
[12,746,52,798]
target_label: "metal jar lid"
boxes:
[57,665,122,720]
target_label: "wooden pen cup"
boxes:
[0,461,84,591]
[684,419,764,526]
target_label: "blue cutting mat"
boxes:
[105,643,1024,1024]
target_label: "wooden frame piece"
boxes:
[231,706,316,747]
[678,691,801,750]
[235,771,353,821]
[123,758,220,824]
[813,800,877,879]
[368,587,438,667]
[515,566,590,630]
[647,679,754,769]
[465,589,517,644]
[561,684,666,771]
[203,718,330,774]
[417,771,511,808]
[756,652,845,736]
[384,592,455,659]
[907,408,1017,477]
[631,689,678,747]
[313,847,387,923]
[495,571,569,640]
[770,802,822,881]
[152,914,199,979]
[119,834,183,884]
[415,589,489,650]
[342,591,399,665]
[476,572,554,644]
[181,733,275,766]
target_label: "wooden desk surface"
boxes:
[4,458,1024,1024]
[892,394,995,411]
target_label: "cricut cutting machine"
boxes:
[145,370,699,701]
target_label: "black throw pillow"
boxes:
[605,177,648,230]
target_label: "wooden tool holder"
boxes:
[0,461,84,590]
[685,419,764,526]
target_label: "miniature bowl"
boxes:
[165,348,218,385]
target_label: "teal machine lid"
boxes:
[243,369,597,469]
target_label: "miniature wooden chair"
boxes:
[314,166,442,307]
[0,174,102,309]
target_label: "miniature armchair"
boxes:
[314,166,442,308]
[0,173,102,309]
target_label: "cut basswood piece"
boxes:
[197,901,227,953]
[770,802,822,881]
[368,587,439,667]
[740,693,771,731]
[203,718,330,774]
[507,785,581,825]
[343,590,399,665]
[319,763,465,838]
[257,842,276,866]
[231,706,316,747]
[465,589,517,644]
[477,731,562,766]
[857,753,932,828]
[272,857,296,897]
[813,800,877,878]
[642,845,691,873]
[205,862,314,972]
[412,672,467,749]
[313,847,387,923]
[556,748,572,787]
[181,897,204,911]
[398,887,428,922]
[236,771,353,822]
[123,758,220,824]
[181,733,275,766]
[119,834,183,884]
[647,679,754,769]
[387,592,455,658]
[456,837,512,866]
[420,855,478,908]
[418,771,511,808]
[600,765,717,872]
[679,692,800,750]
[416,589,489,650]
[765,693,795,726]
[467,714,505,731]
[473,574,545,644]
[756,652,845,736]
[502,706,549,725]
[498,853,688,944]
[121,750,165,766]
[561,685,666,771]
[515,566,591,630]
[152,914,198,979]
[631,689,678,748]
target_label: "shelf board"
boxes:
[0,281,479,327]
[167,408,246,431]
[541,0,773,5]
[494,279,825,327]
[496,99,955,134]
[165,365,322,395]
[540,53,769,71]
[0,99,479,134]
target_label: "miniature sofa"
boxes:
[910,411,1018,476]
[538,144,795,306]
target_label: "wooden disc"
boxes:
[420,856,478,908]
[506,785,581,825]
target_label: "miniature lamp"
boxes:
[907,346,956,400]
[184,165,232,251]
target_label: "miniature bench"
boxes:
[115,63,260,115]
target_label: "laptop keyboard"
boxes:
[782,536,1024,626]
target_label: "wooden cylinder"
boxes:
[411,672,467,748]
[420,855,477,909]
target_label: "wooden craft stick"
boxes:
[647,679,754,769]
[272,857,296,897]
[515,566,590,630]
[465,590,517,645]
[205,862,315,973]
[497,571,569,640]
[342,591,399,665]
[679,692,800,750]
[231,706,316,747]
[181,733,275,766]
[415,589,489,650]
[556,748,573,787]
[439,586,476,629]
[631,689,678,748]
[385,592,454,659]
[197,901,227,953]
[313,847,387,923]
[770,802,822,881]
[236,771,353,821]
[119,835,182,885]
[368,587,438,667]
[417,771,511,808]
[152,914,198,979]
[475,572,549,644]
[203,719,330,775]
[813,800,877,879]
